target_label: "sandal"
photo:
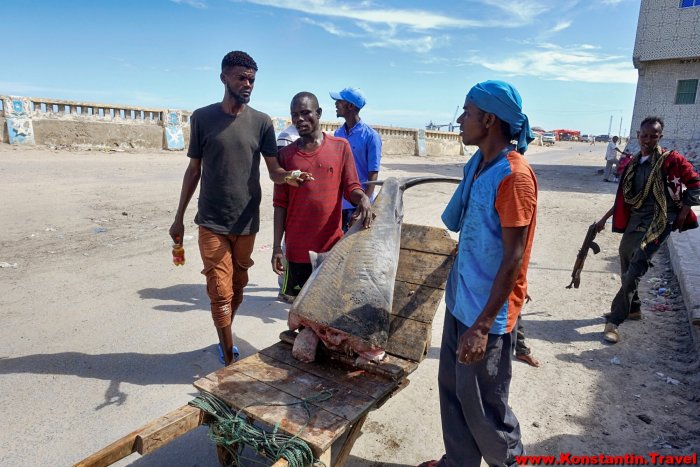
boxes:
[217,344,241,365]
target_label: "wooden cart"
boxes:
[74,224,455,467]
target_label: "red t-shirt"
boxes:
[274,134,363,263]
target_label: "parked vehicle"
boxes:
[542,132,556,146]
[595,135,610,143]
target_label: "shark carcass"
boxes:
[287,176,460,364]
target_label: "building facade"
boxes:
[629,0,699,164]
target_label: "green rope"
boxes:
[189,390,334,467]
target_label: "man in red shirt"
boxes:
[272,92,372,298]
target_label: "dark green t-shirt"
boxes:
[188,103,277,235]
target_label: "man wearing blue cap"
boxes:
[330,87,382,231]
[422,81,537,467]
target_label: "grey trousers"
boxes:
[437,310,524,467]
[608,225,672,325]
[514,315,530,356]
[603,160,616,180]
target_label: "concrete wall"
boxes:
[630,60,700,142]
[32,120,163,149]
[634,0,700,63]
[1,95,463,157]
[629,0,700,170]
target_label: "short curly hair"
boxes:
[221,51,258,72]
[640,116,664,131]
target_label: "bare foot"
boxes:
[516,353,540,367]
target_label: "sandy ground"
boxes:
[0,142,698,466]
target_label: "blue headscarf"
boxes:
[466,80,534,154]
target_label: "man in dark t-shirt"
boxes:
[169,51,312,366]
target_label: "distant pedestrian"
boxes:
[603,136,624,182]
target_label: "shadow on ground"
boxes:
[137,283,290,324]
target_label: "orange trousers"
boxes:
[198,226,256,328]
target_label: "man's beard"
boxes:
[227,83,250,104]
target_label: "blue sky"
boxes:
[1,0,640,136]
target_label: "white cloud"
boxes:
[478,0,550,23]
[171,0,207,8]
[239,0,499,30]
[465,44,637,84]
[551,20,572,33]
[300,18,360,37]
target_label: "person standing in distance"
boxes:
[330,87,382,231]
[169,51,311,366]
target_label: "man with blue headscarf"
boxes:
[421,81,537,467]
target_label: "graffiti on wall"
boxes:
[164,110,184,150]
[3,97,35,145]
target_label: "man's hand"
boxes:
[673,206,691,231]
[169,221,184,244]
[271,246,285,275]
[457,327,489,364]
[285,170,314,187]
[347,193,373,229]
[594,218,607,233]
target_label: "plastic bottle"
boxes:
[172,242,185,266]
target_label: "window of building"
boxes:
[675,79,698,104]
[679,0,700,7]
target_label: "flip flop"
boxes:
[217,344,225,365]
[217,344,241,365]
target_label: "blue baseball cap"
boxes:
[329,87,366,109]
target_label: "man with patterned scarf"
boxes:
[595,116,700,343]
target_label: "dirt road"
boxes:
[0,142,698,466]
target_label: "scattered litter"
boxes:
[83,253,89,256]
[183,235,194,241]
[0,262,18,268]
[653,304,670,312]
[633,394,641,398]
[665,376,680,385]
[648,277,663,286]
[94,227,107,233]
[45,227,57,232]
[258,244,272,252]
[122,211,128,216]
[610,356,621,365]
[532,421,540,428]
[656,372,665,378]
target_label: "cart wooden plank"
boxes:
[195,370,347,453]
[392,280,446,323]
[396,249,453,289]
[229,353,377,422]
[400,223,456,256]
[386,315,432,362]
[260,341,400,400]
